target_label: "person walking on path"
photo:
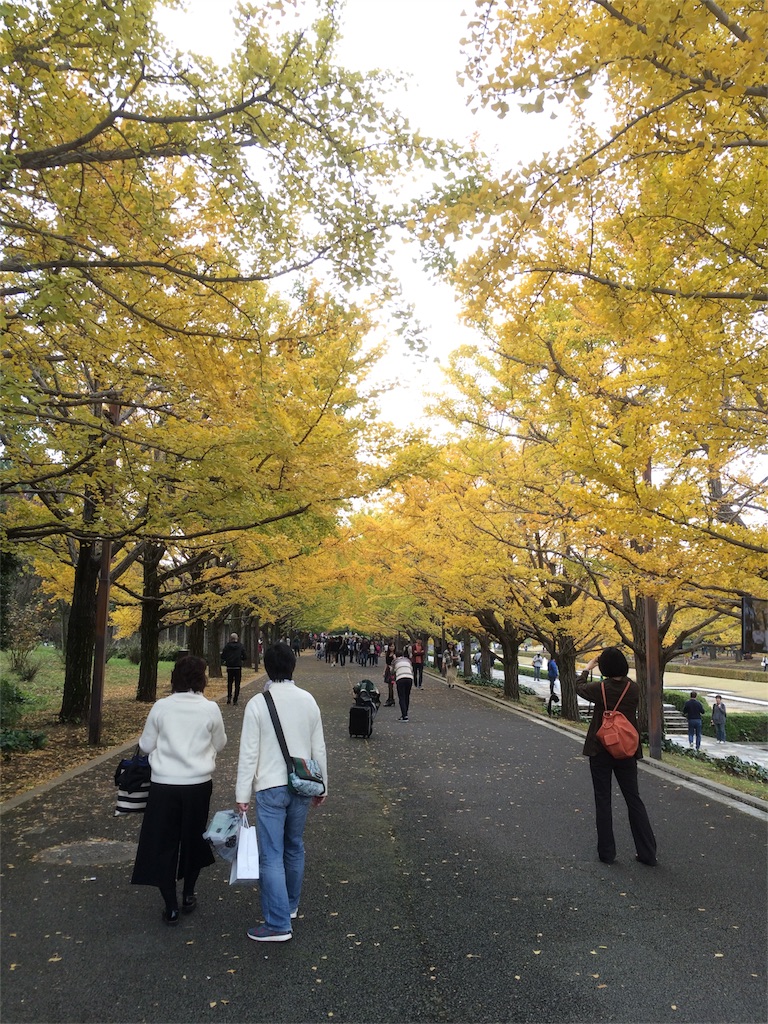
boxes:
[131,656,227,925]
[532,652,543,681]
[546,654,560,716]
[576,648,657,867]
[443,643,459,688]
[392,650,415,720]
[683,690,706,750]
[411,638,426,688]
[711,694,727,743]
[235,642,328,943]
[221,633,247,705]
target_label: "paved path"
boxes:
[1,659,766,1024]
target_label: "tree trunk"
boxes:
[189,618,205,658]
[555,634,580,722]
[136,542,164,702]
[59,540,100,723]
[462,628,472,679]
[207,614,224,677]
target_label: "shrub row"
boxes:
[661,738,768,784]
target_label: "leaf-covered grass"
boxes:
[0,647,218,803]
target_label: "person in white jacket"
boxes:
[131,656,227,925]
[235,642,327,943]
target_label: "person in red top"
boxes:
[411,639,425,688]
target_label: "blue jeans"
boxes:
[255,787,312,932]
[688,719,702,748]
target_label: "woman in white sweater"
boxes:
[131,656,227,925]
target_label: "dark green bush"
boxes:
[0,728,47,754]
[0,679,27,729]
[661,738,768,784]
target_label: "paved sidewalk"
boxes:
[1,659,766,1024]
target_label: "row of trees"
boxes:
[1,0,459,720]
[294,0,768,730]
[2,1,766,741]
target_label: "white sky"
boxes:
[155,0,571,429]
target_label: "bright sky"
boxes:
[154,0,569,428]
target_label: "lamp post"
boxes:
[643,459,663,760]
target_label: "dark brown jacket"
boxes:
[575,670,643,759]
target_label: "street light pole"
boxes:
[643,458,663,760]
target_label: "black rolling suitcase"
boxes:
[349,703,373,738]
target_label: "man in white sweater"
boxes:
[235,642,327,942]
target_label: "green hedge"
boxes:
[666,663,766,683]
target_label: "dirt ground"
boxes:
[0,677,231,804]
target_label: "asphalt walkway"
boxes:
[1,659,766,1024]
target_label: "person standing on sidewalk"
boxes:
[131,656,227,925]
[532,652,543,681]
[683,690,706,750]
[711,694,727,743]
[221,633,247,705]
[235,642,327,942]
[576,648,657,867]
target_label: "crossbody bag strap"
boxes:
[600,679,632,712]
[262,691,293,773]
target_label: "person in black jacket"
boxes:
[576,647,657,867]
[682,690,706,750]
[221,633,247,705]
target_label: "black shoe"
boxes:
[182,895,197,914]
[233,700,238,705]
[162,909,180,926]
[226,698,231,704]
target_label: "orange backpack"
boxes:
[596,680,639,759]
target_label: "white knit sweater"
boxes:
[235,682,328,803]
[139,692,227,785]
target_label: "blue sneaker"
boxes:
[247,925,292,942]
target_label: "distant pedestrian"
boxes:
[392,650,414,720]
[711,694,727,743]
[411,639,426,688]
[576,648,657,867]
[443,643,459,688]
[546,655,559,716]
[532,652,543,681]
[762,656,768,672]
[683,690,706,750]
[131,656,227,925]
[221,633,247,705]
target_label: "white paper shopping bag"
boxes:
[229,812,259,884]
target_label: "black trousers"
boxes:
[396,678,413,718]
[132,780,215,902]
[226,667,242,702]
[589,750,657,864]
[413,663,424,687]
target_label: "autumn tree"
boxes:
[1,0,456,722]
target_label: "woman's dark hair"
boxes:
[264,641,296,682]
[171,655,207,693]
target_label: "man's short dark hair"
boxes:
[264,641,296,681]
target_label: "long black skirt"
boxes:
[131,780,215,889]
